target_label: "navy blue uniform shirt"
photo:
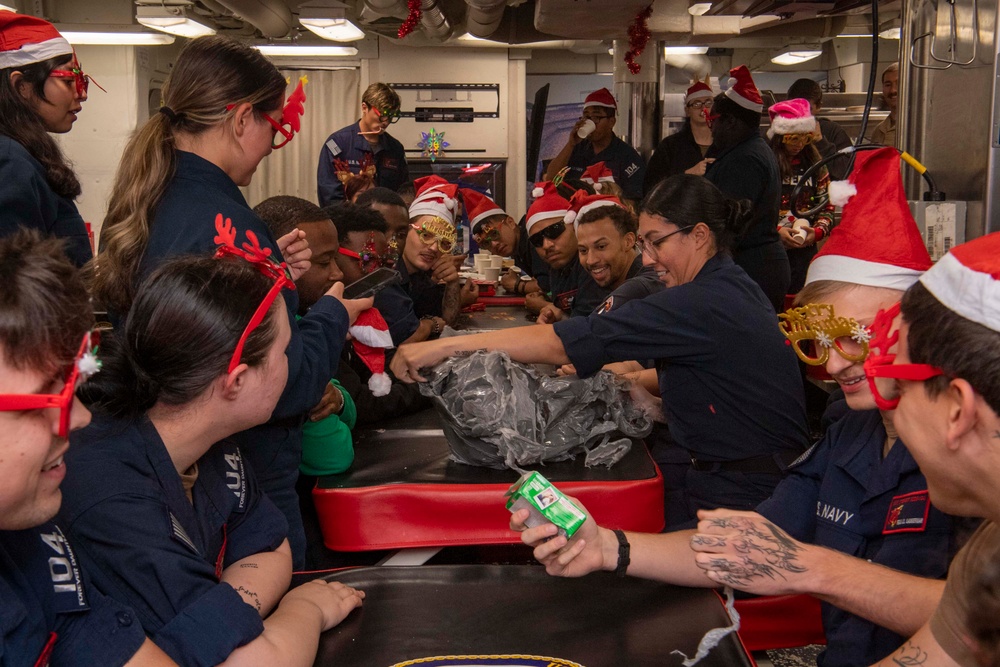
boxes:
[139,150,348,568]
[554,253,807,461]
[513,216,550,293]
[374,282,420,346]
[0,523,145,666]
[567,135,646,201]
[572,254,654,318]
[757,409,964,667]
[317,122,409,206]
[59,414,288,667]
[0,135,91,267]
[547,256,588,314]
[705,133,780,252]
[396,259,446,319]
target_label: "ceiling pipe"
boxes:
[663,53,712,79]
[211,0,294,37]
[418,0,454,40]
[465,0,508,37]
[359,0,409,20]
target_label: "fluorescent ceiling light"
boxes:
[664,45,709,55]
[771,46,822,65]
[457,32,490,42]
[255,44,358,56]
[688,3,713,15]
[60,31,175,45]
[137,16,216,38]
[0,5,16,11]
[878,19,902,39]
[299,17,365,41]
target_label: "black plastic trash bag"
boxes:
[418,350,653,470]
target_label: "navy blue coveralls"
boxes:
[395,258,446,319]
[0,523,145,666]
[374,283,420,346]
[0,135,92,267]
[756,409,966,667]
[59,414,289,667]
[513,215,551,293]
[567,135,646,201]
[137,150,349,568]
[553,253,808,525]
[572,255,655,318]
[317,122,409,206]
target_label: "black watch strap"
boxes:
[612,529,630,578]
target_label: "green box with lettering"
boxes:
[505,471,587,539]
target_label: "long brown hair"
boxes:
[0,55,81,199]
[769,134,822,183]
[89,36,285,314]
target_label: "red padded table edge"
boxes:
[734,593,826,651]
[312,460,664,552]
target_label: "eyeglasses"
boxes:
[0,331,100,438]
[528,220,568,248]
[49,56,104,99]
[781,133,815,146]
[686,99,713,110]
[473,224,501,246]
[582,113,612,122]
[779,303,872,367]
[373,106,401,124]
[410,223,455,253]
[862,302,944,410]
[636,225,693,258]
[338,235,385,274]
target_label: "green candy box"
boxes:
[505,472,587,539]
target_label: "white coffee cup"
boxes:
[577,119,597,139]
[483,267,501,282]
[490,256,504,269]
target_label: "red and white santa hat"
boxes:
[459,188,506,233]
[526,182,571,234]
[409,175,459,226]
[0,12,73,70]
[564,189,623,227]
[920,232,1000,333]
[685,81,714,104]
[583,87,617,112]
[579,162,616,193]
[350,308,395,397]
[767,98,815,138]
[724,65,763,113]
[805,147,932,290]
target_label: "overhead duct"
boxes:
[418,0,454,40]
[663,53,712,79]
[465,0,508,37]
[211,0,293,37]
[359,0,409,20]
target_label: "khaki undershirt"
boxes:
[179,464,199,504]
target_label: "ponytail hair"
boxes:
[0,55,82,199]
[640,173,752,254]
[89,35,286,314]
[85,255,281,418]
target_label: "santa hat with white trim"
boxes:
[564,189,623,227]
[919,232,1000,334]
[526,182,571,235]
[580,162,616,193]
[583,87,617,112]
[767,98,816,138]
[805,147,932,290]
[459,188,506,235]
[409,175,459,226]
[686,81,714,104]
[349,308,394,397]
[0,12,73,70]
[724,65,763,113]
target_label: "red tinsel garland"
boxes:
[398,0,422,39]
[624,5,653,75]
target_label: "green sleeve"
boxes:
[299,381,355,476]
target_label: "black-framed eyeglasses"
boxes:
[582,113,612,122]
[528,220,568,248]
[686,99,713,110]
[373,106,401,124]
[636,225,694,258]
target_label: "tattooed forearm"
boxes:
[891,642,928,665]
[442,281,461,325]
[239,563,259,569]
[235,586,262,612]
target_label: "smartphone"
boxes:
[342,267,402,300]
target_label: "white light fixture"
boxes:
[664,45,709,55]
[688,3,713,15]
[60,31,175,45]
[255,44,358,56]
[878,19,902,39]
[457,32,490,42]
[299,17,364,41]
[770,45,823,65]
[0,4,16,12]
[136,8,216,38]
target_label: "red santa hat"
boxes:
[564,190,623,227]
[0,12,73,70]
[579,162,616,192]
[805,147,932,291]
[767,98,816,138]
[724,65,763,113]
[349,308,394,397]
[459,188,506,233]
[583,87,617,112]
[685,81,714,104]
[919,232,1000,333]
[526,182,571,234]
[409,175,459,226]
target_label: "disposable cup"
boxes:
[482,267,501,282]
[490,256,504,269]
[577,119,597,139]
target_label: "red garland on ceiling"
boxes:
[398,0,422,39]
[624,5,654,74]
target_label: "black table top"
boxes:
[315,565,751,667]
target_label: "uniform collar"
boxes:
[174,150,250,209]
[351,120,385,154]
[832,409,919,493]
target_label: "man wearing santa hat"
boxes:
[543,88,646,202]
[645,80,717,192]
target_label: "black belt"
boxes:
[689,449,802,474]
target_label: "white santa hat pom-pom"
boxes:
[828,180,857,208]
[593,182,603,193]
[564,211,577,224]
[532,186,544,198]
[727,76,737,87]
[368,372,392,397]
[444,196,455,210]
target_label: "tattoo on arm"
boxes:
[691,535,727,548]
[442,281,461,325]
[702,517,808,587]
[239,563,259,569]
[235,585,262,612]
[891,641,928,665]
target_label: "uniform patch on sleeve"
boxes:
[596,296,614,315]
[883,490,931,534]
[326,138,342,156]
[169,512,199,554]
[37,525,89,613]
